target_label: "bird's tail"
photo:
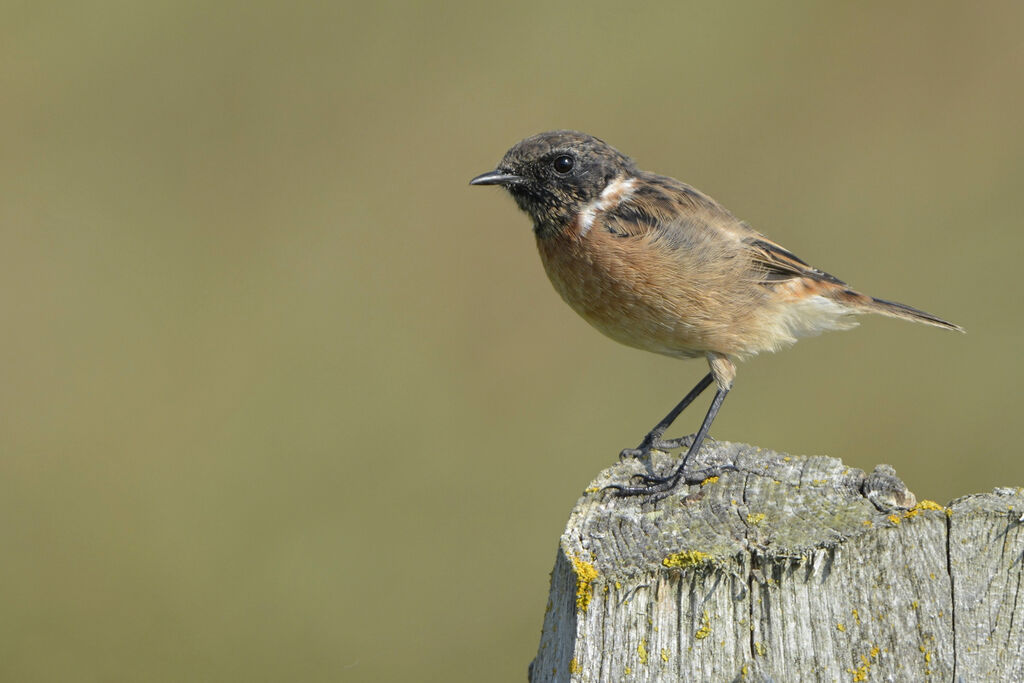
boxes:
[833,288,964,332]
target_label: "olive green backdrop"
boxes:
[3,2,1021,681]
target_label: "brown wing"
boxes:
[600,172,848,288]
[743,235,847,286]
[601,173,749,246]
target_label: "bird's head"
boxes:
[470,130,636,235]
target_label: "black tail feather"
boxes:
[867,297,964,332]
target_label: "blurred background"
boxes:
[2,1,1021,681]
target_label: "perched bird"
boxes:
[470,130,962,495]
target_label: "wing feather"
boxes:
[744,236,847,286]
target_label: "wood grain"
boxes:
[529,440,1024,682]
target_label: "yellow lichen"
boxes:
[584,486,599,493]
[754,641,767,657]
[837,623,846,632]
[695,610,712,639]
[847,646,880,681]
[903,508,919,519]
[701,476,719,486]
[569,658,581,674]
[852,609,861,624]
[747,512,766,525]
[916,499,946,512]
[637,639,648,665]
[663,550,712,569]
[912,600,920,609]
[571,554,599,612]
[862,519,873,527]
[887,514,901,525]
[783,456,791,462]
[660,648,669,662]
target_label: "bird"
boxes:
[470,130,963,496]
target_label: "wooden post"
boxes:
[529,440,1024,682]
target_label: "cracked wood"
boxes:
[529,440,1024,682]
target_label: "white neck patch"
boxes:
[578,176,637,237]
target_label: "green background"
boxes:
[3,2,1021,681]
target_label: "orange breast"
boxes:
[535,224,707,358]
[534,217,801,359]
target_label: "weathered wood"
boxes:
[529,440,1024,682]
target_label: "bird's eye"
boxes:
[552,155,574,174]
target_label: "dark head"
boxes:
[470,130,637,236]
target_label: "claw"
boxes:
[631,472,674,486]
[650,436,694,450]
[619,437,689,461]
[602,480,678,498]
[608,463,740,498]
[619,447,645,461]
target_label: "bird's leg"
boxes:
[618,372,713,460]
[608,354,737,496]
[607,386,731,495]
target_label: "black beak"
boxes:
[469,170,523,186]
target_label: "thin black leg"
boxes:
[619,372,714,460]
[608,384,732,496]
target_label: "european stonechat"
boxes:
[471,130,962,495]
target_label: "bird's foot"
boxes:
[604,462,739,498]
[618,435,694,461]
[644,434,697,451]
[604,469,683,497]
